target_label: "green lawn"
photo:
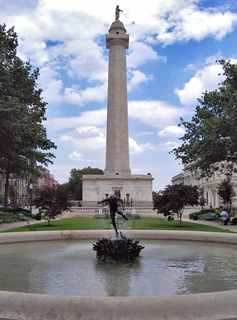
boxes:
[0,216,233,233]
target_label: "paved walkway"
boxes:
[182,218,237,233]
[0,219,45,232]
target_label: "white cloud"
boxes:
[158,141,181,151]
[62,83,107,106]
[45,109,107,131]
[67,42,108,82]
[156,6,237,45]
[59,126,106,151]
[127,42,164,69]
[129,138,155,154]
[128,70,153,91]
[42,81,107,106]
[158,126,185,137]
[128,100,189,129]
[134,131,156,137]
[175,63,226,106]
[68,151,83,160]
[42,79,64,104]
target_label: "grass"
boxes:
[0,216,234,233]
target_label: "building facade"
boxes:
[0,165,57,207]
[172,165,237,209]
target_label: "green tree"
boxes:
[0,24,56,207]
[172,60,237,178]
[62,167,104,200]
[33,184,72,225]
[216,179,236,210]
[153,184,199,225]
[152,191,159,200]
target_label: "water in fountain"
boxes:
[0,239,237,297]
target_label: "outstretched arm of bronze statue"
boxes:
[97,198,107,204]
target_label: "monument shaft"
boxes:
[105,21,131,176]
[82,13,153,206]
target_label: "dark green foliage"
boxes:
[0,212,18,223]
[0,24,56,207]
[172,60,237,178]
[33,184,72,225]
[189,208,217,219]
[216,179,236,206]
[133,214,141,220]
[62,167,103,200]
[125,212,132,218]
[93,233,144,263]
[152,191,159,200]
[93,213,110,219]
[153,184,199,225]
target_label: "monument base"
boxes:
[82,173,153,205]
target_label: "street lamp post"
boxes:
[225,167,232,212]
[29,183,33,215]
[199,186,205,210]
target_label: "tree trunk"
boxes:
[4,167,10,208]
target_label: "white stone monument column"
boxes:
[104,19,131,176]
[82,10,153,206]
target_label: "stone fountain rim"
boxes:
[0,229,237,320]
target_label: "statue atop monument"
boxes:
[115,5,123,20]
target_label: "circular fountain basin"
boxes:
[0,230,237,320]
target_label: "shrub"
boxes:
[133,214,141,220]
[93,213,110,219]
[189,212,201,219]
[1,212,18,223]
[200,208,216,214]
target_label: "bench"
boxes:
[0,219,3,224]
[18,213,27,221]
[206,213,218,221]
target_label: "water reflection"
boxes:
[94,259,141,296]
[164,244,237,295]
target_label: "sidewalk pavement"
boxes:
[0,219,45,232]
[182,218,237,233]
[0,216,237,233]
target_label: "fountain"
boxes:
[95,194,144,263]
[1,230,237,319]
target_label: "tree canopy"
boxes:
[216,179,236,208]
[62,167,104,200]
[172,60,237,178]
[0,24,56,206]
[34,184,72,225]
[153,184,199,225]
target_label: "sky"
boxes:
[1,0,237,191]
